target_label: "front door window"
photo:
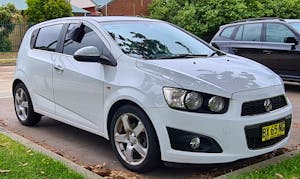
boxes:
[266,23,295,43]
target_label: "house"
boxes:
[0,0,89,16]
[92,0,153,16]
[70,0,99,15]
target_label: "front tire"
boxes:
[110,105,161,172]
[13,83,41,126]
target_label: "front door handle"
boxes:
[263,50,272,55]
[54,65,64,72]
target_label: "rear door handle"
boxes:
[54,65,64,72]
[263,50,272,55]
[232,48,238,54]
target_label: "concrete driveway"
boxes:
[1,65,300,178]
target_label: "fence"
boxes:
[0,22,32,52]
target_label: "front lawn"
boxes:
[0,134,83,178]
[234,153,300,178]
[0,59,16,66]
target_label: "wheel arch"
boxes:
[106,99,159,143]
[12,79,25,93]
[12,77,38,114]
[13,69,32,94]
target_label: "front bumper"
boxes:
[146,87,293,164]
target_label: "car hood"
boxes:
[136,55,283,98]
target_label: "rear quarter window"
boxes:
[220,26,236,39]
[34,24,63,52]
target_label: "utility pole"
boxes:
[133,3,135,16]
[105,3,108,16]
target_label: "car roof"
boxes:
[284,19,300,23]
[36,16,161,25]
[94,16,161,23]
[30,16,164,30]
[220,17,300,29]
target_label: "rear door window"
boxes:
[34,24,63,52]
[220,26,236,39]
[235,23,262,41]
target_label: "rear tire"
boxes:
[109,104,161,172]
[13,83,41,126]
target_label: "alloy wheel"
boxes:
[114,113,149,166]
[14,88,29,121]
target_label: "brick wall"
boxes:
[100,0,153,16]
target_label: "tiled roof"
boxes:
[92,0,113,8]
[70,0,95,8]
[72,5,89,13]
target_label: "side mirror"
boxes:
[74,46,100,62]
[284,37,298,45]
[74,46,114,66]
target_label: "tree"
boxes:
[148,0,300,41]
[0,3,22,51]
[26,0,73,24]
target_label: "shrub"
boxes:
[26,0,73,24]
[149,0,300,41]
[0,37,12,52]
[0,3,22,52]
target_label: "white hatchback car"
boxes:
[13,16,292,172]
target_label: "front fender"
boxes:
[102,87,167,139]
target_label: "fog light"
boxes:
[190,137,201,150]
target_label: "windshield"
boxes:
[290,22,300,33]
[100,21,215,60]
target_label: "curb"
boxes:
[214,149,300,179]
[0,127,103,179]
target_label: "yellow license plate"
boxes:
[262,121,285,142]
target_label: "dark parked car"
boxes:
[211,18,300,82]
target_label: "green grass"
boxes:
[233,153,300,179]
[0,59,16,66]
[0,134,84,179]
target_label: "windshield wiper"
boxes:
[209,51,226,57]
[158,54,208,59]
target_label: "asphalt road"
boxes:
[1,66,300,178]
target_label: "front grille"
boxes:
[241,95,287,116]
[245,116,292,150]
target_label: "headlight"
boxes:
[208,96,225,112]
[184,92,203,110]
[163,87,187,109]
[163,87,228,114]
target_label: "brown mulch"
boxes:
[0,119,7,127]
[84,164,141,179]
